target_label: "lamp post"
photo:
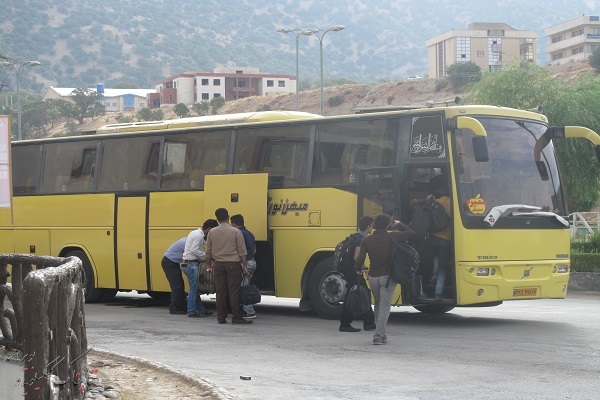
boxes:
[276,28,315,111]
[15,61,41,140]
[310,25,345,116]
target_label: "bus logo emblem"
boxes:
[521,267,533,279]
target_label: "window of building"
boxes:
[572,46,584,55]
[488,37,502,68]
[519,38,534,62]
[201,79,209,85]
[572,29,584,37]
[202,93,209,100]
[213,79,220,86]
[267,80,274,87]
[552,52,564,60]
[236,70,243,74]
[140,102,145,108]
[214,93,221,98]
[437,42,445,77]
[237,80,247,88]
[278,80,285,87]
[552,35,564,43]
[590,28,600,36]
[112,102,117,107]
[476,50,484,57]
[456,37,470,62]
[105,102,110,107]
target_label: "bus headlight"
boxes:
[477,268,490,276]
[557,265,569,273]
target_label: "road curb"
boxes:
[90,348,238,400]
[569,272,600,292]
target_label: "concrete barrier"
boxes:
[569,272,600,292]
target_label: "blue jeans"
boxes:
[430,235,451,297]
[241,259,257,315]
[181,261,206,315]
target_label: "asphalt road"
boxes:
[84,292,600,400]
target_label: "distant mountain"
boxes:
[0,0,597,93]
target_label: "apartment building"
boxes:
[151,67,296,107]
[545,15,600,64]
[43,86,155,112]
[426,23,537,78]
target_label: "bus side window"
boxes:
[12,145,41,194]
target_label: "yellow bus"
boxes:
[2,106,599,318]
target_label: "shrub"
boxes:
[570,252,600,272]
[328,95,344,107]
[435,80,448,91]
[386,96,394,105]
[571,230,600,253]
[257,104,272,111]
[115,113,134,123]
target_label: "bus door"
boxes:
[115,195,149,291]
[357,167,400,221]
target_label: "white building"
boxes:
[44,86,155,112]
[545,15,600,64]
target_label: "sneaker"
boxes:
[382,335,387,344]
[201,311,214,316]
[339,325,361,332]
[217,319,227,324]
[169,309,187,315]
[373,338,387,345]
[242,311,256,319]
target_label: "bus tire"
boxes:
[66,250,104,303]
[413,304,455,314]
[308,257,345,320]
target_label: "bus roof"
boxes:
[96,110,323,134]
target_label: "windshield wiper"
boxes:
[483,204,568,227]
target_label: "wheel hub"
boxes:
[320,273,346,303]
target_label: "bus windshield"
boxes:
[455,117,564,220]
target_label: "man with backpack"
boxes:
[355,214,415,345]
[338,216,376,333]
[427,174,452,301]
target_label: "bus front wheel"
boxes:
[308,257,345,320]
[66,250,105,303]
[413,304,455,314]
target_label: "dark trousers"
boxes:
[340,273,375,328]
[161,256,186,312]
[215,261,243,320]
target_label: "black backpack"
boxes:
[333,232,362,275]
[409,200,450,239]
[388,235,420,286]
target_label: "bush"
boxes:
[571,231,600,253]
[328,95,344,107]
[386,96,394,105]
[570,252,600,272]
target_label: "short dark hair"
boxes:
[215,208,229,222]
[358,216,373,231]
[202,219,218,230]
[230,214,244,226]
[373,213,391,230]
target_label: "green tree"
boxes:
[447,61,482,91]
[589,46,600,71]
[466,63,600,211]
[192,101,210,116]
[210,97,225,114]
[137,107,164,121]
[173,103,189,118]
[58,88,106,124]
[112,82,139,89]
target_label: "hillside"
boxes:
[53,60,593,135]
[1,0,598,91]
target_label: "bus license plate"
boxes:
[513,288,537,297]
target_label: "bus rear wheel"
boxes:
[66,250,105,303]
[308,257,345,320]
[413,304,455,314]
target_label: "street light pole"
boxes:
[277,28,314,112]
[15,61,41,140]
[311,25,345,116]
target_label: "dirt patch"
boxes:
[88,349,236,400]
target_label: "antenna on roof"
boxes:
[425,96,461,108]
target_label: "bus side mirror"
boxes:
[472,136,489,162]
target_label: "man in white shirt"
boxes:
[182,219,218,317]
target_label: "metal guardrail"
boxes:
[0,254,88,399]
[569,212,600,237]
